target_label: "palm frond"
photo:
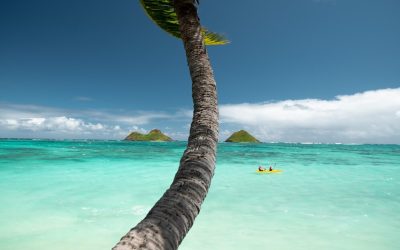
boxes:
[140,0,229,45]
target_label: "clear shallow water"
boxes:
[0,140,399,250]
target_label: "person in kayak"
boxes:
[258,166,266,171]
[269,165,273,171]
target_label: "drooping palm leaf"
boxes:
[140,0,229,45]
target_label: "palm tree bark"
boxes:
[113,1,218,249]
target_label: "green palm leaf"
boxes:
[140,0,229,45]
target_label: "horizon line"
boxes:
[1,137,398,146]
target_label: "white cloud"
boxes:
[130,126,147,134]
[0,104,170,139]
[0,116,112,136]
[0,104,175,126]
[1,88,399,143]
[220,88,400,143]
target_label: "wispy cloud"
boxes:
[0,104,176,139]
[1,116,109,133]
[83,111,172,126]
[74,96,93,102]
[220,88,400,143]
[312,0,336,4]
[1,88,399,143]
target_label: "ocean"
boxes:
[0,140,399,250]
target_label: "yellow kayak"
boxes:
[256,169,283,174]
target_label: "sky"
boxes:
[1,0,399,143]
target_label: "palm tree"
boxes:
[113,0,228,249]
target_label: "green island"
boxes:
[225,130,260,143]
[124,129,173,142]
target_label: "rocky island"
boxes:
[124,129,173,142]
[225,130,260,143]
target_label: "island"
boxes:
[225,130,260,143]
[124,129,173,142]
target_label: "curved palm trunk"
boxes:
[113,1,218,250]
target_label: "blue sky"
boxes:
[1,0,399,143]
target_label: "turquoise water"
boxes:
[0,140,399,250]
